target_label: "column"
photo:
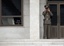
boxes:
[30,0,40,39]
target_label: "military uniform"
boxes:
[43,11,53,39]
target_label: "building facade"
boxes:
[0,0,30,39]
[0,0,64,46]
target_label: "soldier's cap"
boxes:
[44,5,49,8]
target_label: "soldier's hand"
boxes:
[48,8,50,12]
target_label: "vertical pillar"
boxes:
[30,0,40,39]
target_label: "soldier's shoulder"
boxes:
[43,10,46,13]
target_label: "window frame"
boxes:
[48,0,64,1]
[46,0,64,39]
[0,0,23,26]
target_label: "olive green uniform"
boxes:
[43,11,53,39]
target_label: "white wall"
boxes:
[30,0,46,39]
[30,0,39,39]
[0,0,30,39]
[40,0,46,39]
[0,0,63,46]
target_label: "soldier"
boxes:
[42,5,53,39]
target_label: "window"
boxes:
[0,0,23,26]
[49,4,57,25]
[48,0,64,1]
[47,0,64,39]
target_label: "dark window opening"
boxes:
[0,0,23,26]
[49,4,57,25]
[2,0,21,15]
[48,0,64,1]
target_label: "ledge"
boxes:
[0,39,64,43]
[0,39,64,45]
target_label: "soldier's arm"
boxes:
[49,11,53,18]
[42,11,46,21]
[42,11,46,16]
[49,11,53,16]
[48,8,53,16]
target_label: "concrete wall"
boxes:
[40,0,46,39]
[30,0,39,39]
[30,0,46,39]
[0,0,30,39]
[0,40,63,46]
[0,0,63,46]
